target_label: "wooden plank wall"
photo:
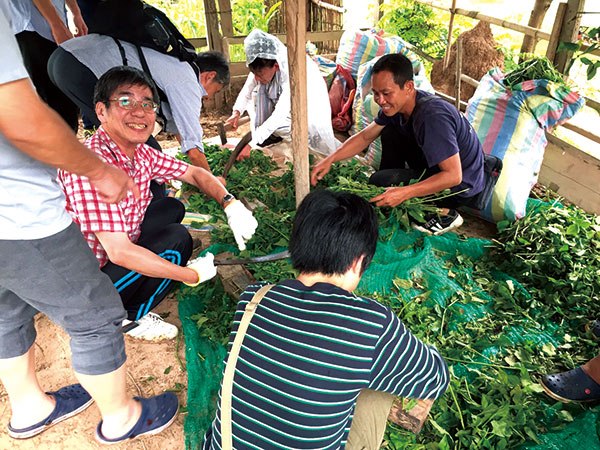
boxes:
[308,0,343,54]
[539,135,600,214]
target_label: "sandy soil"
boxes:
[0,298,187,450]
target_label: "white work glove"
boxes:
[224,200,258,251]
[185,252,217,286]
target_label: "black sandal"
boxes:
[540,366,600,402]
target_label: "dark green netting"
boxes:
[179,210,600,449]
[516,410,600,450]
[179,244,236,450]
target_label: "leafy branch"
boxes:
[558,26,600,80]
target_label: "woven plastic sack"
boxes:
[352,50,434,169]
[337,28,406,80]
[306,41,337,89]
[465,68,584,222]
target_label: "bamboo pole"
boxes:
[520,0,553,56]
[310,0,345,13]
[546,2,568,63]
[460,73,479,87]
[454,36,463,109]
[561,122,600,145]
[285,0,310,207]
[443,0,457,70]
[413,0,551,41]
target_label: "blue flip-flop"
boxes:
[7,383,93,439]
[95,392,178,444]
[540,366,600,402]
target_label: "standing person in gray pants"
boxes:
[0,6,179,444]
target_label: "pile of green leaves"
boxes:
[318,159,462,232]
[503,56,567,89]
[184,280,238,346]
[374,240,599,449]
[183,146,297,282]
[493,200,600,319]
[181,147,600,449]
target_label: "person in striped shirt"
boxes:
[203,189,449,449]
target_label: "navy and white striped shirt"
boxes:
[203,279,449,449]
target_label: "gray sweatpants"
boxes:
[0,223,127,375]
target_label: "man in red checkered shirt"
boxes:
[59,66,257,340]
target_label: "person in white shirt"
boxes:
[226,29,338,160]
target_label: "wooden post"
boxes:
[546,2,568,63]
[455,36,463,110]
[203,0,224,53]
[217,0,234,37]
[443,0,457,70]
[285,0,310,207]
[520,0,553,57]
[553,0,585,74]
[217,0,234,60]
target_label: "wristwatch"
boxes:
[222,193,235,206]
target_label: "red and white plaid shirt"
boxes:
[59,127,188,267]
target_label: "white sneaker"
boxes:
[122,312,178,341]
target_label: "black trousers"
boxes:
[101,198,192,321]
[48,47,166,198]
[16,31,78,131]
[369,125,477,210]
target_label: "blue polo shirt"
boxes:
[375,90,485,198]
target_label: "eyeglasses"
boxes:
[109,96,158,113]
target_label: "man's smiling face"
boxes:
[372,70,414,117]
[96,83,156,153]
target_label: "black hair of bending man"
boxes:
[195,51,231,85]
[289,189,379,276]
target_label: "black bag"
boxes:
[88,0,199,77]
[89,0,200,127]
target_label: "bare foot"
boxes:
[581,353,600,385]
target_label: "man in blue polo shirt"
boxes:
[312,53,490,235]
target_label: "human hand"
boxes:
[369,186,412,208]
[89,164,140,203]
[185,252,217,286]
[310,158,332,186]
[72,14,88,37]
[224,200,258,251]
[236,144,252,161]
[225,111,240,130]
[50,21,73,44]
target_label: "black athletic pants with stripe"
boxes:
[101,198,193,321]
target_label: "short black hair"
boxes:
[289,190,378,276]
[195,51,230,85]
[372,53,414,88]
[93,66,159,107]
[248,57,277,72]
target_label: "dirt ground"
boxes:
[0,110,499,449]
